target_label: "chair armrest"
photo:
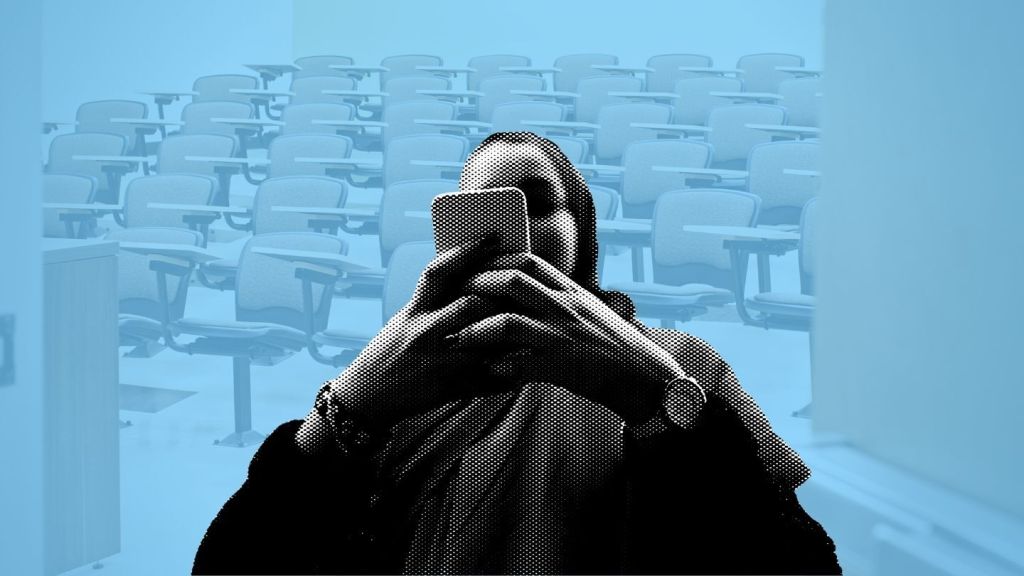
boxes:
[250,247,372,273]
[649,166,748,182]
[118,241,221,264]
[630,123,710,136]
[509,90,580,100]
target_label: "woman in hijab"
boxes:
[193,132,841,575]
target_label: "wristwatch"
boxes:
[629,374,708,441]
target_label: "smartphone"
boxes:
[431,187,532,254]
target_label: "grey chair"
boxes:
[489,100,565,132]
[76,100,149,155]
[280,102,357,136]
[735,197,816,331]
[284,75,359,108]
[121,174,218,242]
[266,133,354,178]
[736,53,804,93]
[575,75,642,124]
[201,176,348,289]
[379,54,444,89]
[192,74,260,105]
[777,77,821,127]
[156,133,237,205]
[42,173,97,238]
[619,139,713,218]
[180,101,256,145]
[46,132,130,204]
[554,53,618,92]
[293,55,355,79]
[383,75,451,106]
[383,133,468,188]
[108,226,205,358]
[476,75,546,122]
[167,232,349,446]
[468,54,531,91]
[746,140,820,226]
[592,102,673,164]
[646,54,713,93]
[673,76,743,126]
[606,189,760,327]
[707,104,787,170]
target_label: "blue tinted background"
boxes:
[1,1,1021,574]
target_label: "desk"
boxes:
[43,239,120,575]
[141,90,198,119]
[746,124,820,140]
[245,64,301,88]
[650,166,748,182]
[709,91,783,103]
[678,67,744,76]
[591,64,654,75]
[775,66,823,77]
[783,168,822,178]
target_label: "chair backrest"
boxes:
[553,53,618,92]
[192,74,259,104]
[589,185,619,220]
[180,101,254,137]
[777,77,821,127]
[46,133,127,200]
[547,135,589,164]
[251,176,347,235]
[76,100,148,151]
[380,54,444,88]
[293,55,355,79]
[381,100,458,146]
[489,100,564,133]
[706,104,787,167]
[593,102,673,163]
[651,188,760,289]
[382,241,437,322]
[673,76,743,126]
[620,139,713,218]
[476,75,546,121]
[575,75,642,123]
[379,179,455,265]
[122,174,216,229]
[157,134,237,178]
[288,75,359,105]
[747,140,820,225]
[736,53,805,93]
[799,197,817,295]
[467,54,531,91]
[384,75,451,105]
[235,232,347,332]
[281,102,356,136]
[383,134,468,188]
[106,226,204,322]
[645,54,713,92]
[42,174,96,237]
[268,133,353,178]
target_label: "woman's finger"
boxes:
[484,252,577,292]
[422,294,498,337]
[454,312,568,349]
[463,268,567,315]
[413,236,497,308]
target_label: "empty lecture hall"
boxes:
[1,1,1022,575]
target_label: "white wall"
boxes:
[294,0,823,69]
[42,0,293,120]
[815,0,1024,519]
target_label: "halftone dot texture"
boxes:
[298,132,813,574]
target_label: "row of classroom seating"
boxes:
[41,51,820,445]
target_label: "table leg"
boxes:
[630,246,645,281]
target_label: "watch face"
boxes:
[663,377,705,430]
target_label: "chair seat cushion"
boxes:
[119,314,164,340]
[608,281,734,306]
[314,328,371,350]
[747,292,816,317]
[174,317,306,348]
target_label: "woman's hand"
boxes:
[323,239,504,428]
[454,252,691,424]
